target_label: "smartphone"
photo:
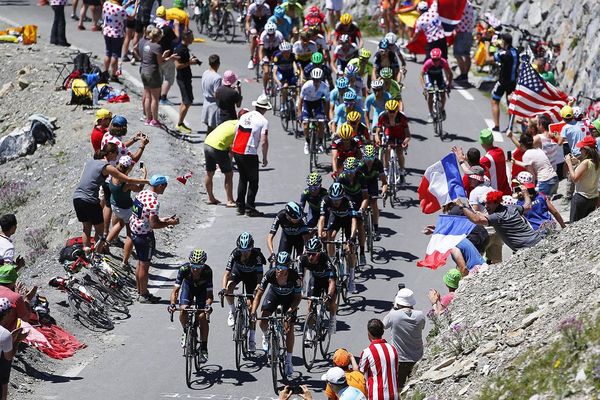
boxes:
[506,150,512,161]
[398,283,406,290]
[289,386,303,395]
[139,161,144,169]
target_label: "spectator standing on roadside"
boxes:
[174,30,200,134]
[201,54,222,134]
[216,71,243,125]
[91,109,113,152]
[131,0,153,62]
[453,0,474,81]
[120,0,138,61]
[0,215,25,270]
[534,114,564,179]
[428,268,461,315]
[77,0,101,31]
[231,95,271,217]
[129,175,180,303]
[487,33,519,132]
[322,367,367,400]
[414,1,446,60]
[155,6,179,106]
[50,0,69,47]
[383,288,425,391]
[0,297,29,400]
[560,105,587,203]
[512,133,558,196]
[359,318,399,400]
[325,348,367,399]
[565,136,600,222]
[479,128,511,195]
[102,0,127,82]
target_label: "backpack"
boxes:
[58,237,93,263]
[73,52,92,75]
[69,78,93,106]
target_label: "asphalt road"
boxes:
[1,4,512,399]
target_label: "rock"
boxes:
[458,383,471,396]
[521,309,545,329]
[0,126,36,165]
[432,356,456,370]
[17,77,30,90]
[505,329,525,347]
[476,341,498,355]
[0,82,13,98]
[575,368,586,382]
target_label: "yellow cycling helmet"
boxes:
[347,111,361,123]
[560,105,573,119]
[359,48,371,59]
[340,13,352,25]
[338,123,354,139]
[385,99,399,112]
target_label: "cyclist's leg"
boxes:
[281,297,296,354]
[327,216,340,257]
[259,289,277,338]
[179,284,191,330]
[194,290,209,351]
[396,143,405,171]
[261,53,270,91]
[367,180,380,228]
[278,232,292,254]
[242,272,259,344]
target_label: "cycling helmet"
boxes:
[306,172,322,186]
[363,144,376,159]
[340,13,352,25]
[311,67,324,80]
[416,1,428,12]
[384,32,397,45]
[279,41,292,52]
[189,248,207,265]
[329,182,345,199]
[311,52,324,64]
[336,76,349,89]
[265,22,277,34]
[173,0,185,8]
[274,5,285,18]
[236,232,254,250]
[345,64,358,77]
[305,237,323,253]
[338,123,354,139]
[380,67,393,79]
[347,110,361,122]
[343,157,358,171]
[339,34,350,44]
[343,90,357,102]
[430,47,442,59]
[309,5,320,14]
[378,38,389,50]
[385,99,400,111]
[359,48,371,59]
[285,201,303,219]
[275,251,291,267]
[560,105,573,119]
[254,0,265,4]
[371,78,384,90]
[572,106,583,119]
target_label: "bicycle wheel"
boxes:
[223,11,236,43]
[185,324,195,387]
[365,210,373,255]
[234,308,244,371]
[85,278,130,315]
[309,129,318,172]
[319,308,332,358]
[68,293,114,330]
[302,311,318,370]
[338,259,349,306]
[280,100,290,132]
[209,11,221,39]
[433,95,442,137]
[270,331,279,395]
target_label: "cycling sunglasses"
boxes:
[239,247,253,253]
[308,185,321,191]
[275,264,289,271]
[307,252,320,257]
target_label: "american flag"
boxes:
[508,56,569,122]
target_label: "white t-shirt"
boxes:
[0,235,14,263]
[0,325,12,355]
[231,111,269,156]
[300,80,330,102]
[469,184,493,212]
[522,148,557,183]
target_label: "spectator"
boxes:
[279,385,314,400]
[458,190,542,252]
[155,6,179,106]
[174,30,200,134]
[479,128,511,195]
[50,0,69,47]
[201,54,222,134]
[414,1,446,60]
[0,265,35,331]
[428,268,461,315]
[445,205,490,254]
[231,95,271,217]
[0,215,24,270]
[454,146,485,197]
[512,133,558,196]
[120,0,137,61]
[383,288,425,391]
[565,136,600,222]
[534,114,564,180]
[453,0,474,81]
[325,348,367,399]
[487,33,519,132]
[0,297,28,400]
[467,166,493,212]
[131,0,153,63]
[216,70,243,125]
[322,367,366,400]
[91,109,113,153]
[451,238,488,276]
[590,119,600,148]
[560,105,587,203]
[102,0,127,82]
[77,0,101,31]
[359,318,399,400]
[129,175,180,303]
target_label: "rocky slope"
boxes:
[403,210,600,399]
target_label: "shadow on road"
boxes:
[442,132,476,142]
[371,248,419,264]
[410,133,428,142]
[13,355,84,383]
[339,295,394,315]
[188,363,260,389]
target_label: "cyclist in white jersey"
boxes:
[246,0,271,69]
[259,22,284,94]
[298,68,330,155]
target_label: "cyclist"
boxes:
[318,183,359,293]
[329,77,360,121]
[332,90,366,134]
[365,78,392,136]
[346,110,371,143]
[169,249,214,362]
[384,32,407,78]
[221,232,266,353]
[420,47,452,122]
[379,67,403,105]
[298,237,338,335]
[304,52,334,90]
[333,13,363,48]
[267,5,292,40]
[293,31,318,73]
[273,41,298,110]
[246,0,271,69]
[373,38,401,82]
[251,251,302,376]
[281,0,304,37]
[267,201,310,259]
[375,99,411,179]
[307,26,329,55]
[305,5,326,28]
[331,123,363,176]
[304,7,327,38]
[357,144,388,241]
[300,172,328,228]
[259,22,285,94]
[345,64,367,99]
[332,34,359,76]
[299,67,330,155]
[347,48,373,91]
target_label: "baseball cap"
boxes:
[576,135,597,149]
[591,119,600,133]
[443,268,461,289]
[479,128,494,145]
[0,265,18,284]
[321,367,346,385]
[95,108,112,122]
[149,175,169,186]
[111,115,128,127]
[332,348,351,367]
[394,288,416,307]
[0,298,14,314]
[467,165,485,182]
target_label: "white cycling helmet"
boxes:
[384,32,397,45]
[265,22,277,34]
[371,78,384,90]
[311,67,324,80]
[416,1,428,11]
[279,41,292,51]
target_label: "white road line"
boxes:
[63,361,91,378]
[457,89,474,101]
[484,118,504,142]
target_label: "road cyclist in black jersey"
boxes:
[357,144,388,240]
[267,201,310,261]
[300,172,328,228]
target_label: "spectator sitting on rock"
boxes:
[90,108,113,153]
[325,348,367,399]
[457,189,542,252]
[0,214,25,271]
[428,268,461,315]
[0,297,29,400]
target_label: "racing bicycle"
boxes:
[323,237,353,306]
[279,85,299,135]
[192,0,210,35]
[208,0,236,43]
[170,306,210,388]
[220,292,254,371]
[257,308,288,394]
[306,118,327,172]
[380,141,405,207]
[301,295,332,371]
[428,84,447,139]
[362,206,375,261]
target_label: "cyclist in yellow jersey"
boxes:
[379,67,403,111]
[347,48,373,90]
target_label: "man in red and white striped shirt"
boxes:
[479,128,511,195]
[359,319,399,400]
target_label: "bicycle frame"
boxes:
[257,309,287,394]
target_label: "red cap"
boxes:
[522,182,535,189]
[576,135,597,149]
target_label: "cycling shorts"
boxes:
[326,214,353,237]
[229,266,260,294]
[132,232,155,262]
[262,47,277,62]
[278,233,305,257]
[302,100,326,121]
[425,74,446,90]
[251,17,268,33]
[305,208,320,228]
[277,71,298,85]
[346,192,365,210]
[306,275,333,297]
[366,179,379,198]
[179,280,208,307]
[261,288,296,315]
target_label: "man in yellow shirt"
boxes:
[203,109,249,206]
[324,348,368,400]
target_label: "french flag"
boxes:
[417,215,475,269]
[417,152,467,214]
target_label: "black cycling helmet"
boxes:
[305,237,323,253]
[285,201,303,219]
[236,232,254,250]
[329,182,345,199]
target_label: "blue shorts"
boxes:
[104,35,124,59]
[301,101,326,121]
[132,232,155,262]
[179,279,208,307]
[277,71,297,86]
